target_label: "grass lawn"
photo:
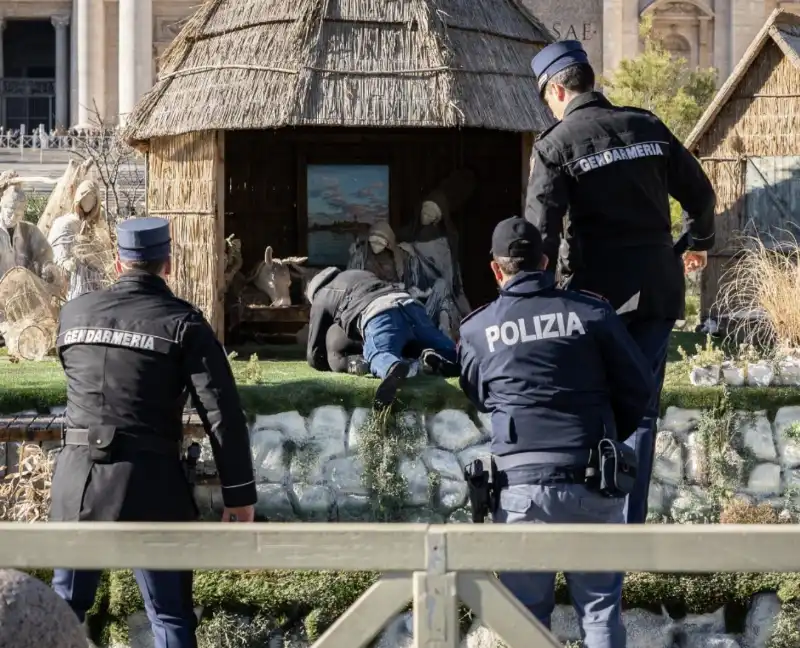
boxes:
[1,330,798,415]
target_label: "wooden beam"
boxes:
[3,524,800,573]
[0,414,206,442]
[312,575,412,648]
[442,524,800,573]
[457,573,560,648]
[0,522,429,571]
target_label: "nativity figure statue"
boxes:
[47,180,115,302]
[397,170,476,340]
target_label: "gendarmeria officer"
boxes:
[458,218,654,648]
[50,217,257,648]
[527,41,717,524]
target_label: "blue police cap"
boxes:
[491,217,543,262]
[531,40,590,94]
[116,217,172,262]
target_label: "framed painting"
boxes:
[306,164,390,267]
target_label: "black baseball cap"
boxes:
[491,217,543,262]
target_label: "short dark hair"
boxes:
[120,258,168,275]
[549,63,595,94]
[493,255,539,276]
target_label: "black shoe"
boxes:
[346,355,370,376]
[374,361,410,410]
[421,349,459,378]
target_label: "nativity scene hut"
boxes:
[123,0,554,342]
[685,8,800,319]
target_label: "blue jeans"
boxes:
[53,568,197,648]
[493,484,626,648]
[622,319,674,524]
[362,301,457,379]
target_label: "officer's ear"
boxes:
[539,254,549,271]
[114,257,123,276]
[163,258,172,278]
[489,259,503,284]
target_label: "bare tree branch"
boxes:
[69,103,146,227]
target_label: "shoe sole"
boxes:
[374,363,410,409]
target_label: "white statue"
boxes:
[0,172,59,288]
[348,221,425,294]
[47,180,114,302]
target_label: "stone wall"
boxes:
[4,403,800,647]
[184,405,800,524]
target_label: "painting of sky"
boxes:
[307,165,390,266]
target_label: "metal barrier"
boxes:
[1,522,799,648]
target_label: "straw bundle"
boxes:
[0,445,52,522]
[0,267,60,361]
[717,233,800,350]
[124,0,553,141]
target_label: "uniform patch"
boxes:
[567,141,667,176]
[484,312,586,353]
[57,327,173,353]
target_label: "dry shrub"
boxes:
[719,499,782,525]
[717,234,800,350]
[0,444,53,522]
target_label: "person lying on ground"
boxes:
[305,267,458,408]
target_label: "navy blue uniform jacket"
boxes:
[458,272,655,457]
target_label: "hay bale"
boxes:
[0,569,85,648]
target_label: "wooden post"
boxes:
[215,130,226,343]
[413,530,458,648]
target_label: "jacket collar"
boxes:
[499,271,556,297]
[563,91,611,119]
[115,269,172,293]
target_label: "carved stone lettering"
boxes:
[522,0,603,72]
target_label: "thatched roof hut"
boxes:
[124,0,554,341]
[685,8,800,318]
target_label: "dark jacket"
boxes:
[458,271,654,457]
[50,271,256,522]
[306,269,401,371]
[525,91,716,321]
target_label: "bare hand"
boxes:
[222,505,255,523]
[683,251,707,274]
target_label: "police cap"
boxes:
[116,217,172,262]
[531,40,590,95]
[491,217,543,263]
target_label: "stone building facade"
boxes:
[525,0,800,85]
[1,0,799,132]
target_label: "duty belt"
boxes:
[492,450,592,471]
[63,428,181,457]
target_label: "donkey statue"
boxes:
[249,246,318,307]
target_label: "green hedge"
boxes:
[2,359,800,417]
[25,568,800,643]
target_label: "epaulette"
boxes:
[534,121,560,142]
[459,302,491,327]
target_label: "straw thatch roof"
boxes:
[124,0,555,142]
[685,8,800,150]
